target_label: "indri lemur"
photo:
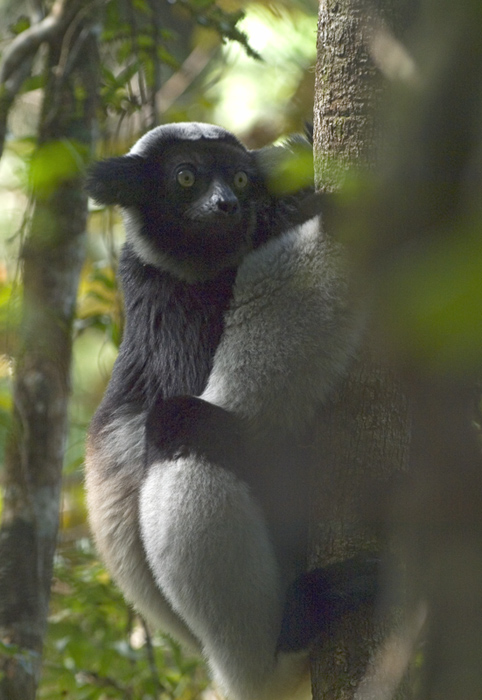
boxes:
[85,122,377,700]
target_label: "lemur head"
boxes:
[86,123,271,282]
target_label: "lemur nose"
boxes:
[218,197,240,215]
[211,180,240,216]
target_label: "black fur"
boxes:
[278,556,380,652]
[90,245,237,435]
[145,394,246,467]
[86,155,148,207]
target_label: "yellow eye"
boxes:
[234,171,248,189]
[177,169,195,188]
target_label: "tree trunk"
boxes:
[0,5,99,698]
[310,2,416,698]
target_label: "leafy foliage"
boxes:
[41,541,208,700]
[178,0,262,60]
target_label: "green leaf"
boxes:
[21,75,45,93]
[9,15,31,35]
[29,140,87,197]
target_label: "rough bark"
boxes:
[309,356,411,700]
[0,4,99,698]
[310,1,416,698]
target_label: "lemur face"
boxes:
[86,124,268,281]
[131,140,263,281]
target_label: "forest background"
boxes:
[0,2,319,698]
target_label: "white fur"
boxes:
[202,216,361,433]
[85,412,201,652]
[129,122,238,156]
[123,209,176,273]
[140,456,311,700]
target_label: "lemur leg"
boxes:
[140,395,379,700]
[140,397,310,700]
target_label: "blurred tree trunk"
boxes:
[0,3,99,698]
[310,2,417,698]
[354,1,482,698]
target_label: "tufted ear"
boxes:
[254,136,314,197]
[85,154,148,207]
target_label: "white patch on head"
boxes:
[129,122,241,157]
[202,216,364,433]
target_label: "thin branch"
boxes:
[43,22,99,130]
[0,0,89,159]
[0,0,67,84]
[146,0,162,129]
[140,618,164,699]
[55,0,99,80]
[0,59,32,157]
[156,46,214,115]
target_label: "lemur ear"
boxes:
[254,136,314,197]
[86,154,147,207]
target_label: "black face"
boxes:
[86,123,316,282]
[132,140,262,281]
